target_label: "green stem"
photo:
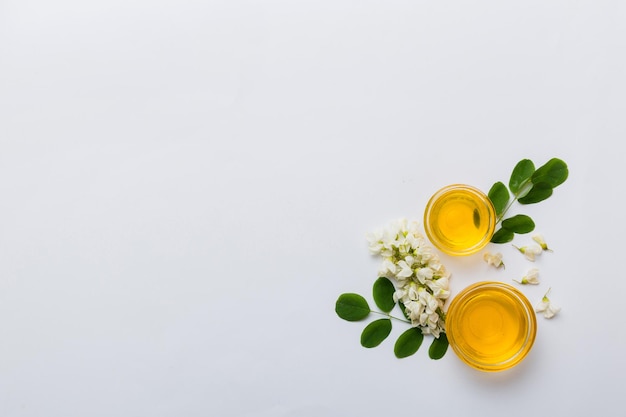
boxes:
[370,310,411,324]
[496,198,517,224]
[496,179,532,224]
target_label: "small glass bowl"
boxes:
[446,282,537,372]
[423,184,496,256]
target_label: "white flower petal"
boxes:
[518,268,540,284]
[416,267,434,284]
[535,288,560,319]
[544,303,561,319]
[529,246,541,260]
[377,259,397,278]
[483,251,504,268]
[407,284,419,300]
[532,234,551,251]
[535,300,549,313]
[366,230,384,254]
[396,261,413,279]
[436,289,451,299]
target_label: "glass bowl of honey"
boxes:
[423,184,496,256]
[445,281,537,372]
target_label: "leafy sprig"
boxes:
[335,278,449,359]
[488,158,568,243]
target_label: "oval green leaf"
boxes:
[487,182,509,216]
[335,293,370,321]
[501,214,535,234]
[518,182,553,204]
[515,181,534,199]
[509,159,535,195]
[394,328,424,358]
[531,158,568,188]
[360,319,392,348]
[490,227,514,243]
[428,332,449,360]
[373,277,396,313]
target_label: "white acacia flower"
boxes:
[513,244,542,261]
[422,292,440,315]
[405,300,425,322]
[393,282,414,304]
[532,234,553,252]
[378,259,397,279]
[407,283,419,300]
[407,220,421,236]
[421,318,444,338]
[424,312,439,332]
[535,288,561,319]
[483,251,505,269]
[415,245,433,263]
[416,267,434,284]
[366,229,385,254]
[387,218,407,240]
[396,260,414,279]
[404,230,420,250]
[392,288,404,304]
[426,276,450,300]
[514,268,540,285]
[427,259,444,274]
[367,218,450,338]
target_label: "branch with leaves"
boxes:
[335,278,449,359]
[488,158,568,243]
[335,219,451,359]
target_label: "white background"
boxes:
[1,1,625,416]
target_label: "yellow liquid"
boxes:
[447,283,536,371]
[424,185,495,255]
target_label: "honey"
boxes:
[424,184,496,256]
[446,282,536,372]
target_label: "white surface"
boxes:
[1,1,624,416]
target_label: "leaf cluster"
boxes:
[488,158,568,243]
[335,278,448,359]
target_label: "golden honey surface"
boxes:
[446,282,536,372]
[424,185,495,256]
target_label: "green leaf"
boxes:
[518,182,553,204]
[394,328,424,358]
[335,293,370,321]
[490,227,514,243]
[531,158,568,188]
[487,182,509,216]
[360,319,392,348]
[509,159,535,195]
[373,277,396,313]
[501,214,535,234]
[428,333,449,360]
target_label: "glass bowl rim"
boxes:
[446,281,537,372]
[423,183,496,256]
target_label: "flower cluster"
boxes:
[367,219,450,338]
